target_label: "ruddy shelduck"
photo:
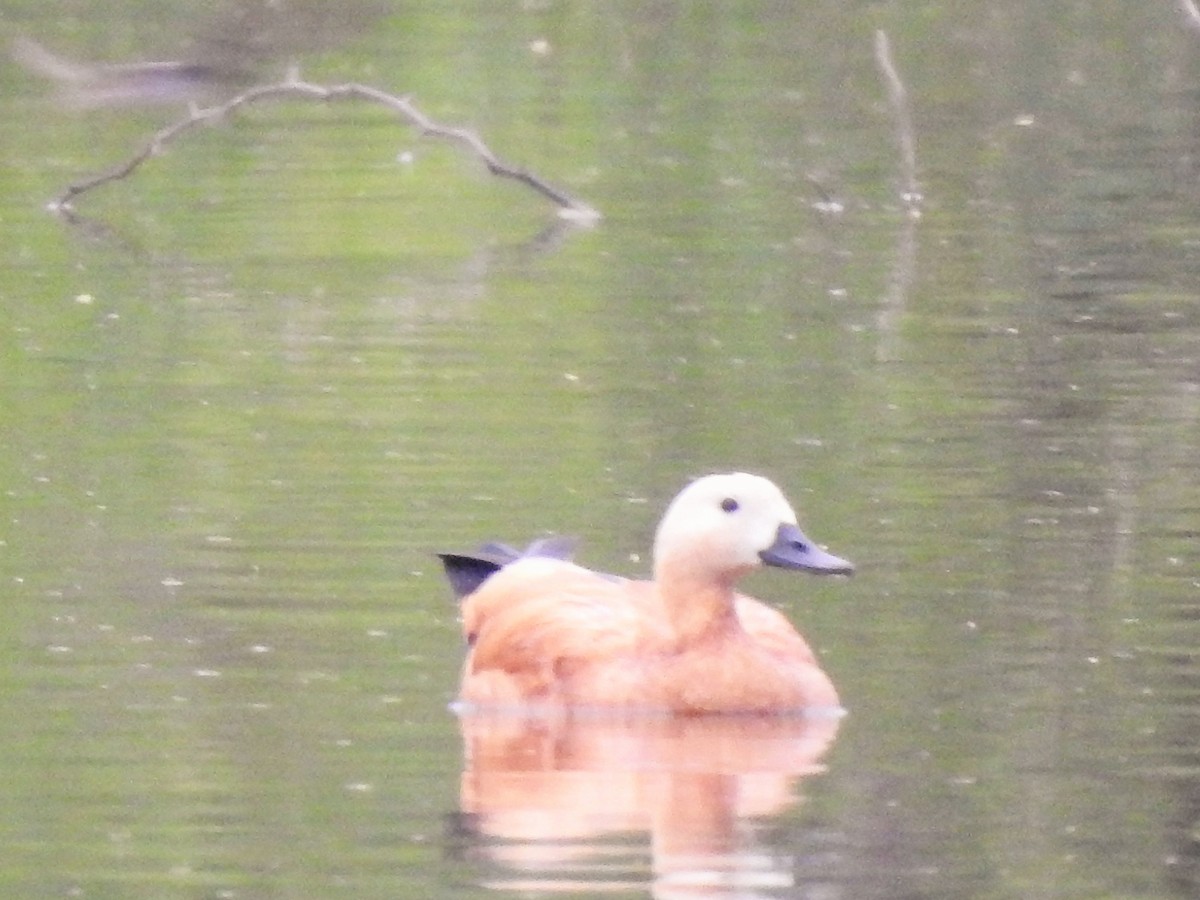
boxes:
[440,473,853,715]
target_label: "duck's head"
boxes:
[652,473,853,582]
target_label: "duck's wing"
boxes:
[461,559,671,701]
[733,594,820,665]
[439,552,511,600]
[438,536,580,599]
[522,536,579,561]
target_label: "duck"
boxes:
[439,472,853,715]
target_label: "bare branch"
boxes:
[873,30,922,218]
[48,75,601,223]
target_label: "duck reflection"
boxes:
[453,709,840,896]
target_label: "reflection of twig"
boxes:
[49,69,601,222]
[804,173,844,214]
[876,208,917,362]
[873,30,921,218]
[1178,0,1200,32]
[54,204,151,257]
[871,31,920,360]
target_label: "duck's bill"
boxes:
[760,523,854,575]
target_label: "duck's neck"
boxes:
[655,556,747,648]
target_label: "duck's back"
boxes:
[459,558,674,707]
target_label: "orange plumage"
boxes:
[443,473,852,715]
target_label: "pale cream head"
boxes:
[652,473,798,575]
[652,472,853,582]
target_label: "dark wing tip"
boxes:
[436,536,580,599]
[437,553,505,600]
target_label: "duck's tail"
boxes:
[437,536,578,599]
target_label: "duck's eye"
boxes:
[720,497,739,513]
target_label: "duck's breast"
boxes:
[733,594,820,665]
[658,630,840,713]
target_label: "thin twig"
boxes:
[49,74,601,222]
[873,30,921,218]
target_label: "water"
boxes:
[1,1,1198,897]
